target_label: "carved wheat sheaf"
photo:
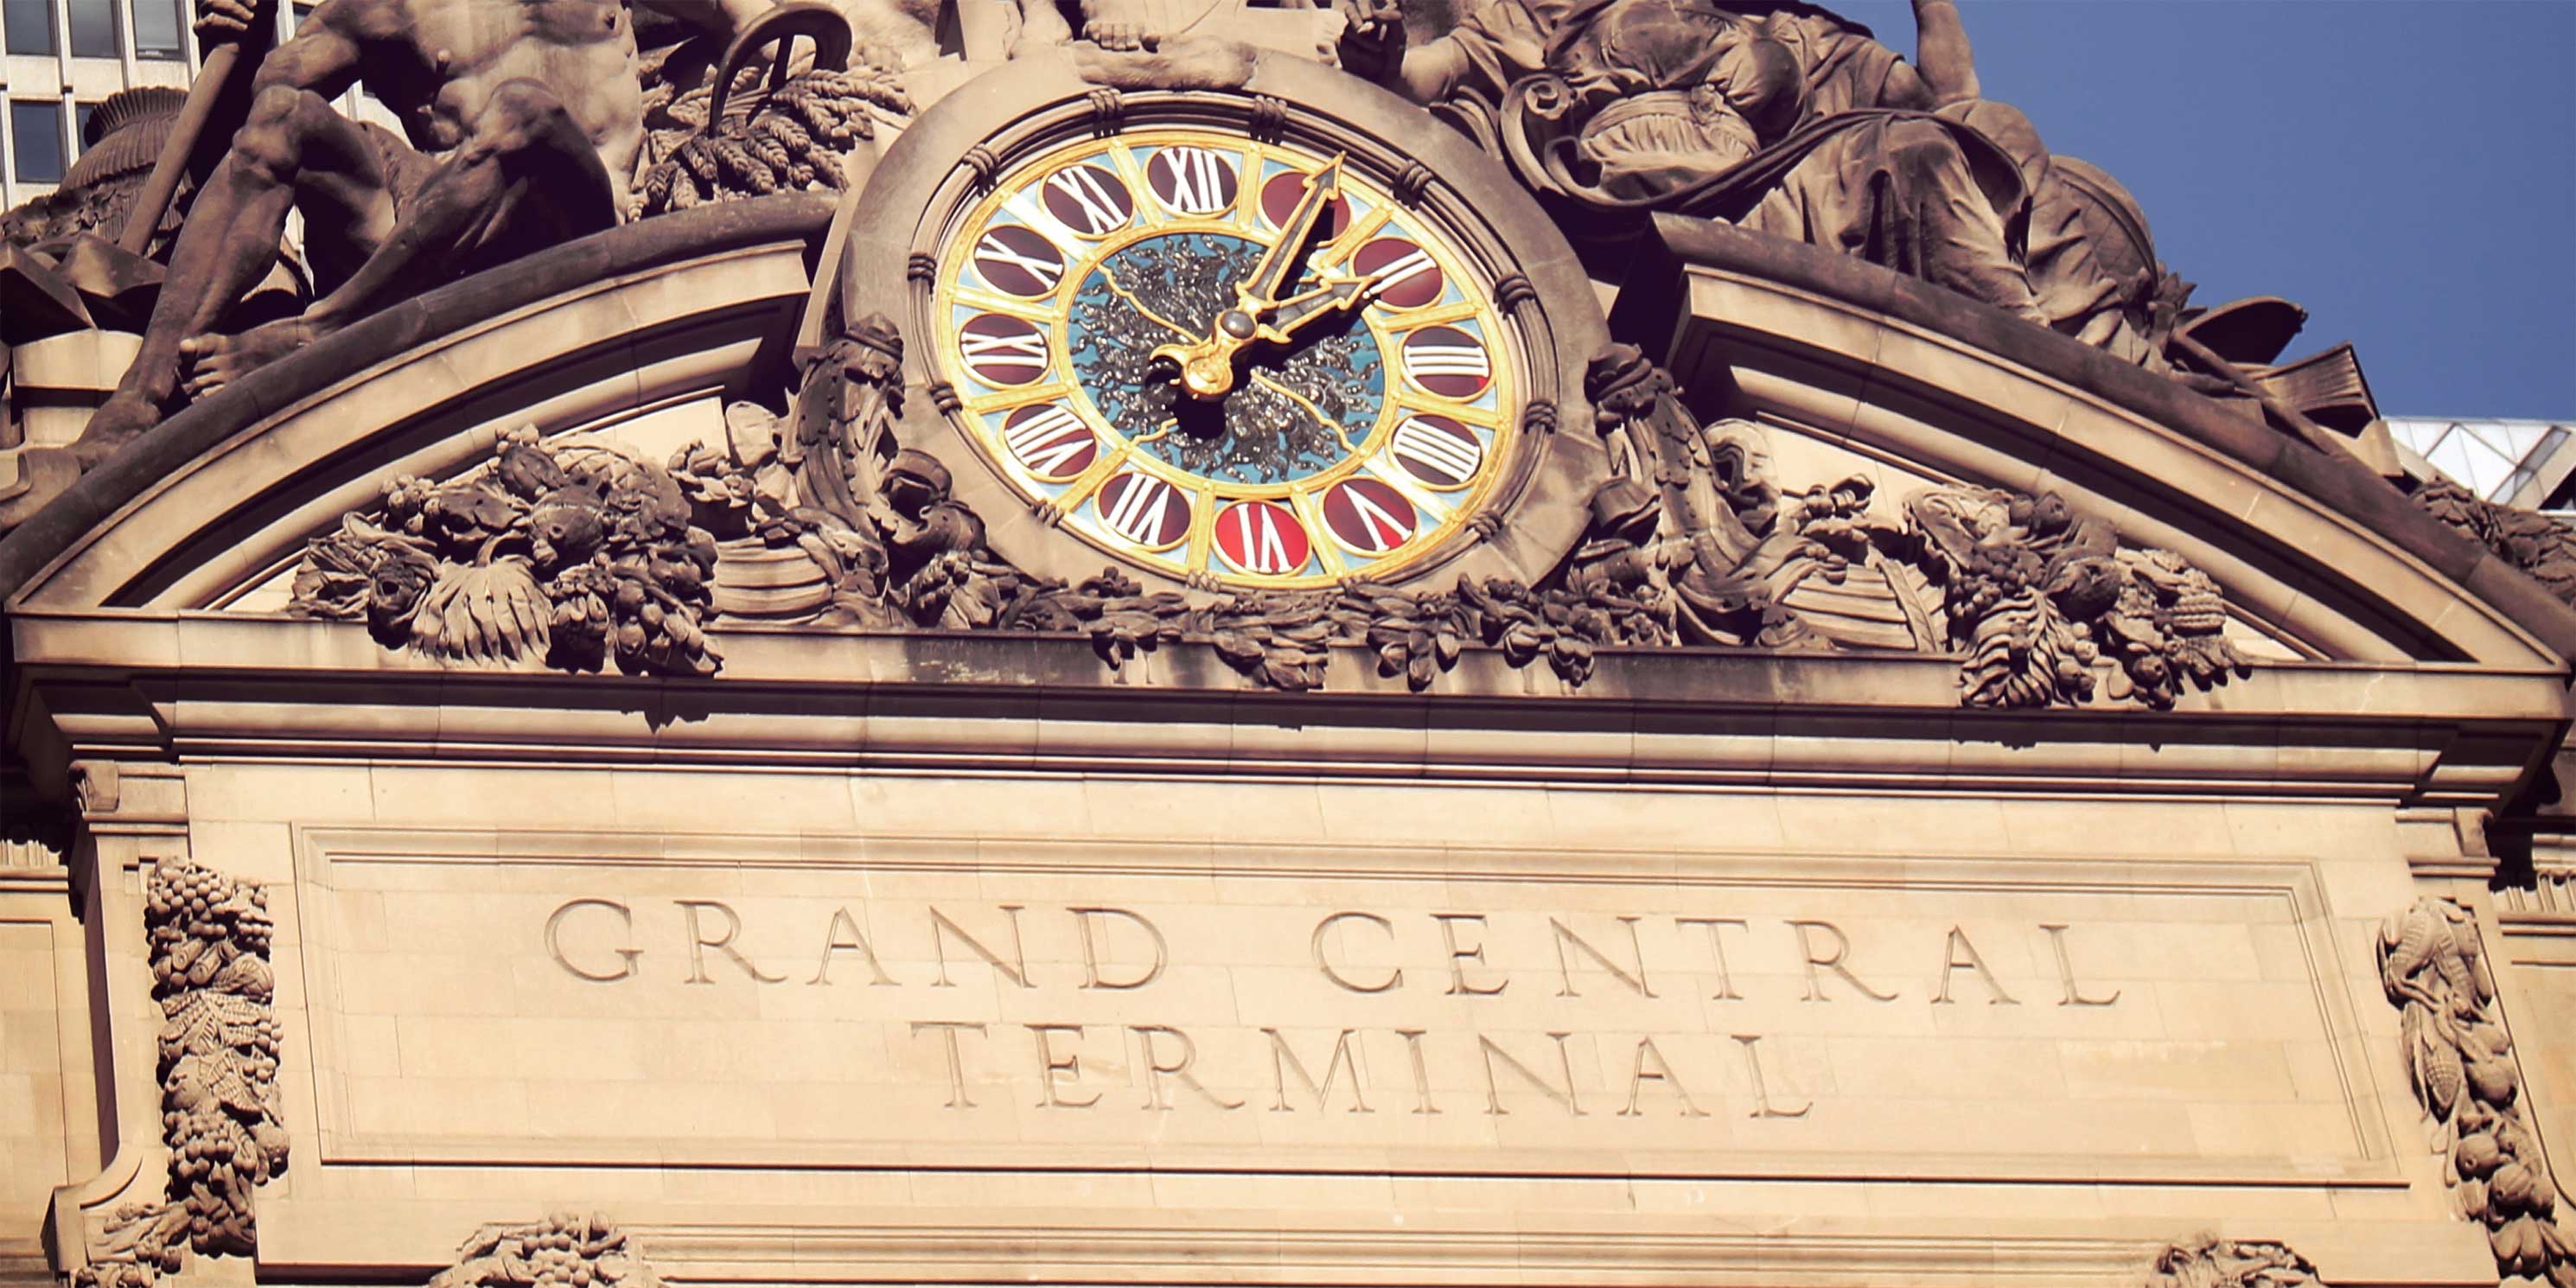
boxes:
[78,860,289,1288]
[2381,897,2576,1284]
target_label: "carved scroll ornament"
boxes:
[2381,897,2576,1284]
[79,860,289,1288]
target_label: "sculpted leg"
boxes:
[75,86,392,466]
[195,79,622,395]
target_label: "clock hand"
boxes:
[1151,156,1349,401]
[1254,272,1378,346]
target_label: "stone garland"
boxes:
[77,860,290,1288]
[2145,1235,2322,1288]
[2380,897,2576,1284]
[426,1213,665,1288]
[289,323,2246,708]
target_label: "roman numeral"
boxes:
[1156,148,1231,213]
[1231,505,1297,574]
[1043,167,1128,234]
[1341,488,1412,552]
[1103,475,1178,544]
[1391,418,1482,483]
[1373,248,1438,293]
[1406,344,1490,379]
[960,326,1049,378]
[1004,405,1094,475]
[974,232,1065,291]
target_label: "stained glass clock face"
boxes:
[928,128,1522,588]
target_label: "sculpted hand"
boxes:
[1335,0,1406,83]
[193,0,258,40]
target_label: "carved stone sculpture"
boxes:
[2380,897,2576,1285]
[631,16,911,217]
[426,1214,665,1288]
[290,425,724,676]
[77,859,289,1288]
[0,88,192,258]
[2412,478,2576,610]
[2145,1236,2323,1288]
[67,0,851,469]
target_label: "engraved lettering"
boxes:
[1311,911,1402,993]
[1476,1032,1584,1117]
[810,906,898,986]
[912,1021,987,1108]
[1071,907,1167,990]
[1732,1033,1810,1119]
[1620,1036,1708,1117]
[1026,1023,1100,1107]
[675,900,785,985]
[1676,916,1750,1000]
[545,898,640,983]
[1932,925,2018,1005]
[931,905,1033,989]
[1131,1025,1245,1111]
[1262,1028,1371,1113]
[2042,923,2121,1006]
[1433,913,1508,996]
[1551,915,1652,998]
[1396,1028,1439,1115]
[1789,919,1897,1002]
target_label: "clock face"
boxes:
[928,127,1523,589]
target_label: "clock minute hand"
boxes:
[1257,272,1379,346]
[1150,156,1350,401]
[1239,154,1345,310]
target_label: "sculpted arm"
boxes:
[219,0,362,98]
[1908,0,1980,105]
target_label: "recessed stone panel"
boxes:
[290,828,2384,1184]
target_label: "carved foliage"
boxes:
[2413,478,2576,609]
[290,426,722,676]
[632,48,909,216]
[78,860,288,1288]
[2146,1236,2322,1288]
[2380,897,2576,1284]
[428,1213,663,1288]
[1572,346,2244,709]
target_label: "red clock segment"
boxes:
[1387,413,1484,488]
[1353,238,1444,310]
[999,403,1099,481]
[1213,500,1312,577]
[1259,170,1353,239]
[1041,163,1136,237]
[958,312,1052,387]
[1321,478,1419,555]
[1095,472,1195,550]
[972,225,1068,298]
[1400,325,1494,399]
[1145,145,1240,215]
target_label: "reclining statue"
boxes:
[69,0,781,469]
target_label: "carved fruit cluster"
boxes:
[290,427,722,677]
[2146,1234,2320,1288]
[2413,477,2576,609]
[78,860,289,1288]
[427,1213,663,1288]
[2381,897,2576,1284]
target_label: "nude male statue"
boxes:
[73,0,775,466]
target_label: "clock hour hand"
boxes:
[1151,156,1349,400]
[1256,273,1377,345]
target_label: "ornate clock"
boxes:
[851,52,1607,593]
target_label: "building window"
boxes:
[3,0,55,54]
[75,99,96,149]
[67,0,118,56]
[10,100,67,185]
[131,0,183,57]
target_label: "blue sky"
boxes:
[1828,0,2575,420]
